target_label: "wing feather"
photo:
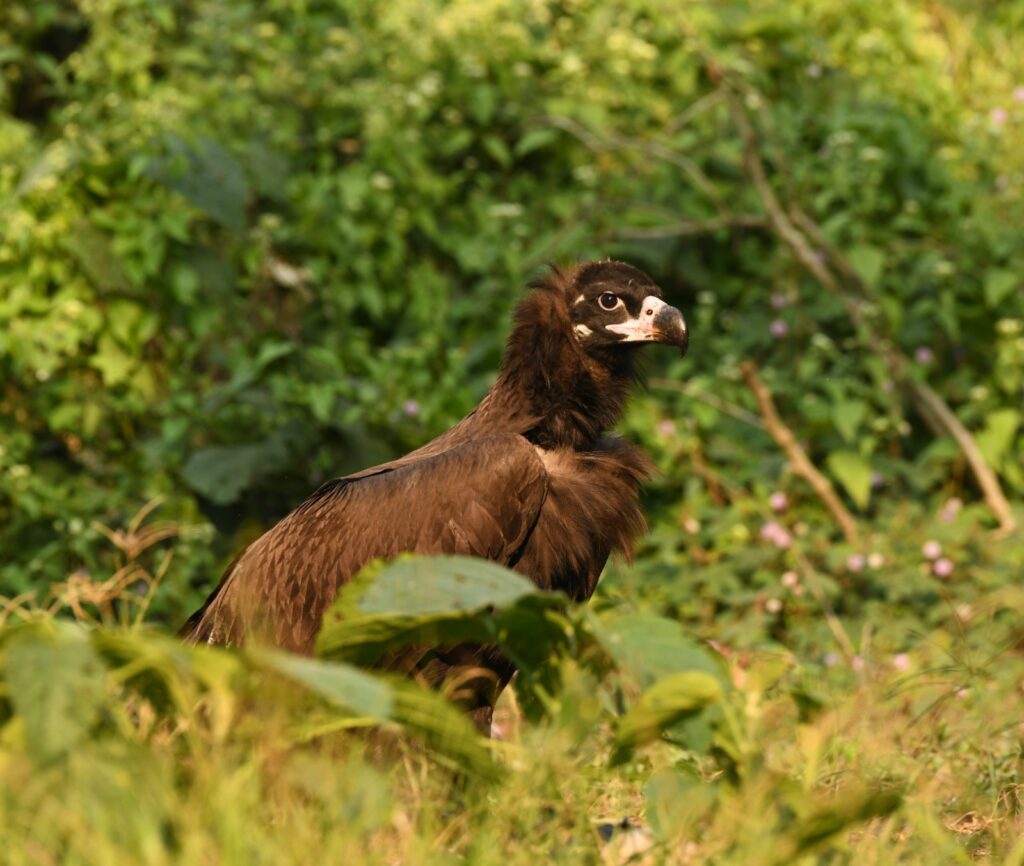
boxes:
[180,434,548,652]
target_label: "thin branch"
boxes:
[667,89,725,134]
[907,380,1017,537]
[613,214,768,240]
[649,377,765,429]
[536,114,726,214]
[740,361,860,545]
[718,73,1017,537]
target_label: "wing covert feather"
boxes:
[181,434,548,652]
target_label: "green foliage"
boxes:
[3,0,1024,861]
[2,0,1023,626]
[2,554,1022,863]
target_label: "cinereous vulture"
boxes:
[182,260,688,730]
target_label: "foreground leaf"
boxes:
[3,622,106,761]
[253,648,499,779]
[611,671,723,764]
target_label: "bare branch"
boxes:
[740,361,861,545]
[718,75,1017,537]
[614,214,768,240]
[649,377,765,429]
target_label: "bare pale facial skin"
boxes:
[570,271,689,357]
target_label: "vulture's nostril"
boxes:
[645,308,653,316]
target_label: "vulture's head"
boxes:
[503,260,689,445]
[567,261,689,360]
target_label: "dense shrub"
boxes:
[1,0,1022,635]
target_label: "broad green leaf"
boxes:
[984,269,1018,308]
[181,439,289,504]
[832,399,868,443]
[315,556,569,671]
[589,612,724,689]
[826,450,872,509]
[150,136,248,231]
[250,648,394,719]
[611,672,722,764]
[976,408,1021,467]
[4,622,106,761]
[254,649,498,779]
[846,244,885,289]
[353,556,539,617]
[515,128,559,157]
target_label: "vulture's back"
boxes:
[180,434,549,653]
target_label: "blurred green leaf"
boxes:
[4,623,106,761]
[611,672,722,764]
[826,450,873,509]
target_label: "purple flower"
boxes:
[870,471,885,489]
[939,497,962,524]
[759,521,792,549]
[914,346,934,365]
[932,557,954,578]
[991,107,1008,125]
[769,319,789,338]
[770,293,788,310]
[846,553,866,573]
[402,399,420,418]
[657,419,676,437]
[824,652,840,667]
[921,540,942,560]
[1014,86,1024,103]
[892,653,911,672]
[769,491,788,513]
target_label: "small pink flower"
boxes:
[657,419,676,437]
[850,655,865,672]
[403,399,420,418]
[991,107,1008,125]
[914,346,934,365]
[769,319,789,338]
[939,497,962,523]
[770,293,788,310]
[766,598,782,613]
[892,653,911,672]
[847,553,866,573]
[759,521,792,549]
[824,652,840,667]
[932,557,954,578]
[1014,86,1024,103]
[781,570,799,588]
[921,540,942,560]
[769,491,788,513]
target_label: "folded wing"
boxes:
[180,434,549,652]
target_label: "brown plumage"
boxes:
[181,260,688,728]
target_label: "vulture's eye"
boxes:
[598,292,621,311]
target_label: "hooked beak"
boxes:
[606,296,689,357]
